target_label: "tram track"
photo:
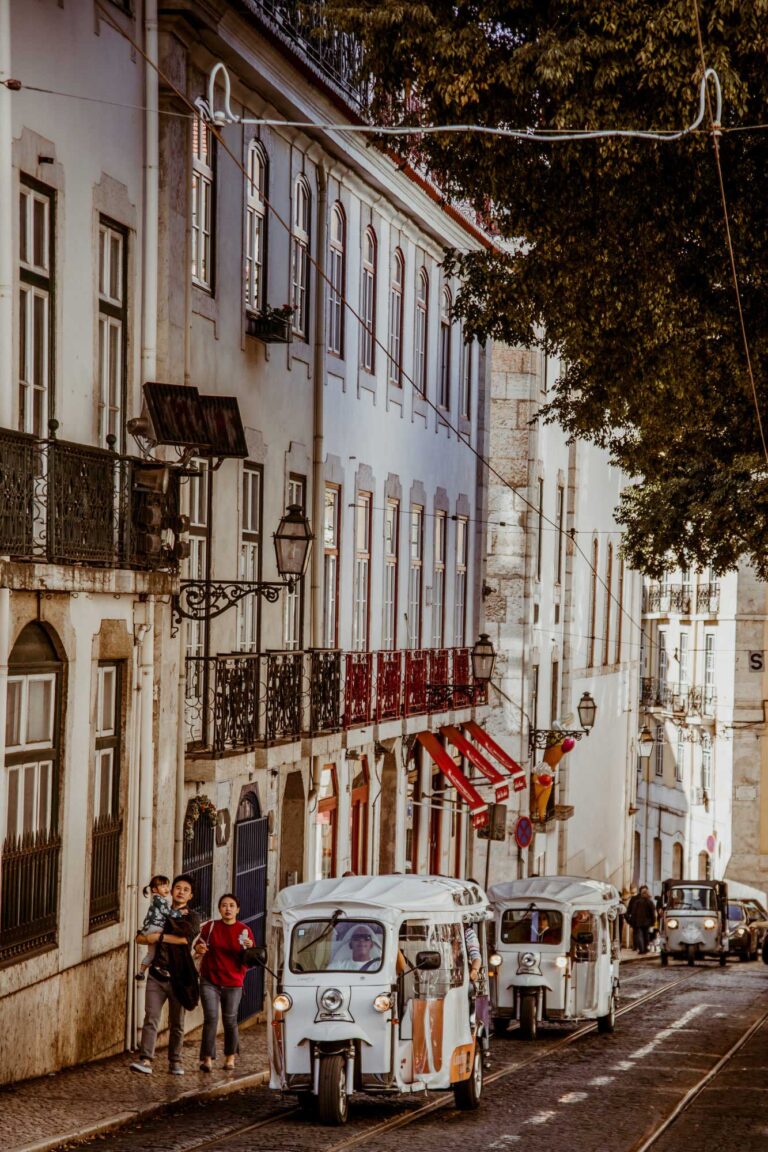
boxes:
[159,966,699,1152]
[629,1001,768,1152]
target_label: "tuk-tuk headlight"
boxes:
[320,987,345,1013]
[373,993,393,1013]
[273,993,293,1013]
[555,955,568,969]
[666,918,679,930]
[489,953,503,968]
[735,927,747,936]
[704,918,717,930]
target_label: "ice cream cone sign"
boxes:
[532,736,577,820]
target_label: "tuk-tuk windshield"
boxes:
[727,902,747,923]
[500,908,564,945]
[289,918,385,973]
[667,886,716,911]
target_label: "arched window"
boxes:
[603,543,613,665]
[360,227,377,372]
[414,268,428,396]
[245,141,268,313]
[291,176,311,337]
[2,622,63,963]
[388,249,404,385]
[653,836,662,884]
[328,203,345,356]
[317,765,338,879]
[588,538,599,667]
[350,759,369,875]
[672,842,684,879]
[439,287,452,408]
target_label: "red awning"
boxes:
[462,721,527,793]
[440,725,509,803]
[415,731,489,828]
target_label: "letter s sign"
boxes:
[749,651,764,672]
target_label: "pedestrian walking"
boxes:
[629,885,657,954]
[195,893,256,1072]
[135,873,187,981]
[130,874,201,1076]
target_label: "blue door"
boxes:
[234,792,268,1020]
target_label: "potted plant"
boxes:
[247,303,294,344]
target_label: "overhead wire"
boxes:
[87,2,683,655]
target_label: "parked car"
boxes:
[727,900,768,961]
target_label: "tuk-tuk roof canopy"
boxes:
[488,875,621,909]
[274,874,488,920]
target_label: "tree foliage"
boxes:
[328,0,768,576]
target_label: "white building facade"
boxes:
[0,0,501,1083]
[482,344,644,892]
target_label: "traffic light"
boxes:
[477,803,507,841]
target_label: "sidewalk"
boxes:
[1,1017,270,1152]
[3,951,656,1152]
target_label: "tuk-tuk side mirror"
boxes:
[415,950,442,970]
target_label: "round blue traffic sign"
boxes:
[515,816,533,849]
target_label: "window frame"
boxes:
[18,177,55,437]
[191,115,215,292]
[383,498,399,650]
[414,267,428,396]
[244,140,268,314]
[432,511,447,647]
[283,474,306,650]
[237,462,263,654]
[438,286,452,409]
[388,249,404,386]
[408,504,423,648]
[460,337,473,421]
[291,176,311,339]
[97,217,128,450]
[352,491,372,651]
[323,484,341,649]
[328,202,346,357]
[360,226,377,372]
[454,515,468,646]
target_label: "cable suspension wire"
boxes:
[92,0,648,648]
[691,0,768,468]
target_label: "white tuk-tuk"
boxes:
[488,876,622,1040]
[268,874,491,1124]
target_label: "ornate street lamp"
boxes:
[173,504,313,624]
[637,725,655,760]
[529,691,599,751]
[425,634,497,709]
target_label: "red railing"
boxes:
[451,646,473,709]
[404,649,429,715]
[344,652,373,726]
[376,651,403,721]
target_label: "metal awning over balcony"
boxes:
[462,720,528,792]
[415,731,489,829]
[440,724,509,803]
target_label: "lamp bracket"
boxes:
[528,728,587,752]
[172,578,292,624]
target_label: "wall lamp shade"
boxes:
[576,691,597,732]
[638,725,655,760]
[273,504,313,579]
[471,634,496,684]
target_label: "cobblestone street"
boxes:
[33,959,768,1152]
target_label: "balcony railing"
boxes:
[0,829,61,965]
[644,581,720,616]
[88,814,122,929]
[185,646,480,756]
[640,678,714,716]
[252,0,370,110]
[0,426,180,571]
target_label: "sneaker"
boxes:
[130,1060,152,1075]
[169,1064,185,1076]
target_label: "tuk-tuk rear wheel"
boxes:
[492,1016,510,1038]
[597,993,616,1034]
[719,952,728,967]
[317,1054,348,1126]
[519,994,538,1041]
[660,951,668,967]
[453,1045,483,1111]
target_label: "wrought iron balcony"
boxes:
[0,426,180,572]
[640,678,714,717]
[185,645,481,756]
[696,582,720,614]
[644,583,692,615]
[251,0,370,110]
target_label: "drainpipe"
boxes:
[308,161,327,880]
[174,616,187,875]
[124,626,144,1049]
[0,0,14,427]
[0,588,10,863]
[138,599,155,909]
[142,0,158,389]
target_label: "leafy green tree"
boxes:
[329,0,768,576]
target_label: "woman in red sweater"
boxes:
[195,893,255,1071]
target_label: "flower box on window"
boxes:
[247,305,294,344]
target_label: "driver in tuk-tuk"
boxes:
[571,910,594,946]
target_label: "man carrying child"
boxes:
[130,874,200,1076]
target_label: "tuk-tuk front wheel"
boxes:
[687,944,696,966]
[492,1016,510,1038]
[317,1054,348,1126]
[519,994,538,1041]
[453,1045,483,1111]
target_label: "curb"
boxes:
[11,1067,271,1152]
